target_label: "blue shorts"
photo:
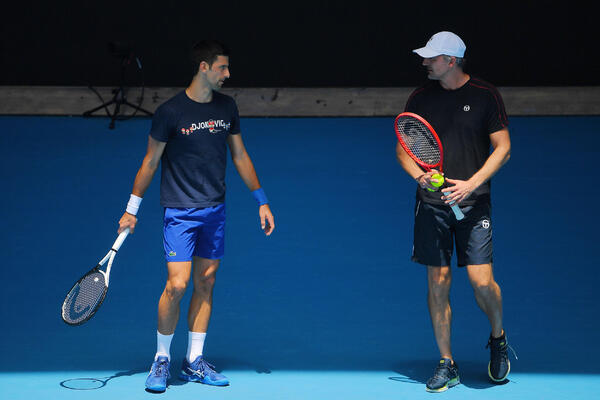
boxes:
[163,205,226,262]
[412,200,493,267]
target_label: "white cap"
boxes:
[413,31,466,58]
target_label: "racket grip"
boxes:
[112,227,129,251]
[450,204,465,220]
[442,191,465,220]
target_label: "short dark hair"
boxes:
[190,40,230,74]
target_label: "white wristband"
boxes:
[126,194,143,216]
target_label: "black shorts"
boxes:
[412,200,493,267]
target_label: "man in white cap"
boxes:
[396,31,513,392]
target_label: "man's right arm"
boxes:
[118,135,166,233]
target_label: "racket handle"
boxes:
[450,204,465,220]
[112,227,129,251]
[442,191,465,220]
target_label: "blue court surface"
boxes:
[1,115,599,399]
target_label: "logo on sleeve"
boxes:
[180,119,231,136]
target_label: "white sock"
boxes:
[186,331,207,363]
[155,331,174,361]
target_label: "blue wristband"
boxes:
[252,188,269,205]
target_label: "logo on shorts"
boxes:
[482,220,490,229]
[463,105,471,112]
[168,251,176,257]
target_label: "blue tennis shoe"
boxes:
[145,356,170,392]
[179,356,229,386]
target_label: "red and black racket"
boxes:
[394,112,464,220]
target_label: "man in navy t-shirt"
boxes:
[396,32,512,392]
[117,40,275,392]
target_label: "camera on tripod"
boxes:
[83,41,153,129]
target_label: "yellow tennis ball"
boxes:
[427,173,445,192]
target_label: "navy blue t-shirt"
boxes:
[150,90,241,208]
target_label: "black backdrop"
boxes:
[2,1,596,88]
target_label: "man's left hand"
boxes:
[442,178,476,205]
[259,204,275,236]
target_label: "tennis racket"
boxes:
[394,112,464,220]
[61,228,129,325]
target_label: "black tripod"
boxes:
[83,49,153,129]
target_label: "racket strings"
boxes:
[62,271,107,324]
[396,118,441,166]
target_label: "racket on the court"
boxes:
[394,112,465,220]
[61,228,129,325]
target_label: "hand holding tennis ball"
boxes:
[427,173,444,192]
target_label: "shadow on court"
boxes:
[60,368,146,390]
[1,116,599,378]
